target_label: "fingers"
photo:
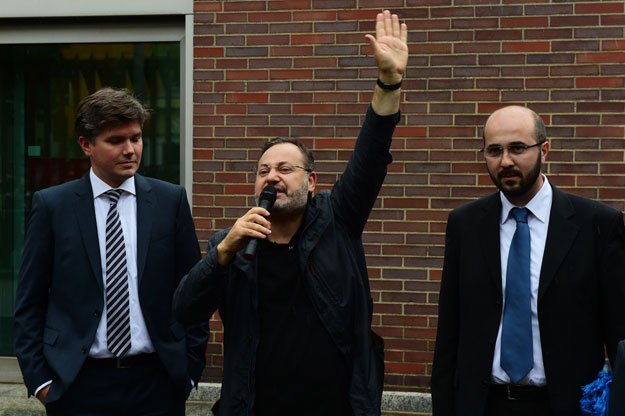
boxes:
[234,207,271,240]
[377,10,386,39]
[366,10,409,81]
[217,207,272,263]
[385,10,395,38]
[230,207,271,242]
[377,9,402,40]
[401,21,408,44]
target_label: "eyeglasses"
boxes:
[480,141,545,158]
[256,163,312,177]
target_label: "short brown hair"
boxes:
[75,87,150,143]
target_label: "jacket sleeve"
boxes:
[331,105,399,237]
[173,230,229,326]
[598,208,625,365]
[13,191,56,396]
[430,209,460,416]
[174,188,210,385]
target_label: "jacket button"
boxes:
[81,347,87,354]
[94,310,100,318]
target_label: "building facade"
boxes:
[2,0,624,393]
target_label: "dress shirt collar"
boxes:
[499,174,552,225]
[89,169,136,198]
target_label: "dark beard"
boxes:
[270,182,309,216]
[491,153,542,199]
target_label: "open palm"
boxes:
[366,10,409,78]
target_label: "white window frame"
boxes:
[3,0,192,17]
[0,2,193,381]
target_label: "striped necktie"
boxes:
[105,189,131,358]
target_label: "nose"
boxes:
[122,139,135,155]
[499,149,515,167]
[265,167,280,183]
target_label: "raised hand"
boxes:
[365,10,409,84]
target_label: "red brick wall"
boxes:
[192,0,625,392]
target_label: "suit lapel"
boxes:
[135,174,154,284]
[538,187,578,299]
[73,174,103,291]
[480,193,504,294]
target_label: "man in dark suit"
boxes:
[431,105,625,415]
[14,87,208,416]
[609,339,625,415]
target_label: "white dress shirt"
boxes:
[491,175,552,386]
[89,169,155,357]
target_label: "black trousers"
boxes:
[45,354,186,416]
[485,384,552,416]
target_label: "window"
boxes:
[0,12,192,370]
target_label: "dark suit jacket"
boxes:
[14,173,208,403]
[431,186,625,415]
[609,339,625,415]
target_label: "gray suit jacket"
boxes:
[14,173,208,402]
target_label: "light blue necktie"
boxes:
[501,207,533,384]
[105,189,131,358]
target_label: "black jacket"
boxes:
[174,106,399,416]
[609,340,625,415]
[431,187,625,415]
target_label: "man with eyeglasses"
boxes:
[173,10,407,416]
[431,105,625,416]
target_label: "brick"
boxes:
[576,76,624,88]
[576,2,624,14]
[269,69,313,79]
[602,15,625,26]
[501,16,549,28]
[579,51,625,63]
[228,91,272,103]
[504,41,550,53]
[270,22,313,33]
[525,28,572,40]
[311,0,357,8]
[525,4,573,16]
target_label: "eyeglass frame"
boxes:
[256,162,313,178]
[480,141,546,159]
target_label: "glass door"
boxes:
[0,41,181,355]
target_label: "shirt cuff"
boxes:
[34,380,53,398]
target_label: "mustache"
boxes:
[498,167,521,178]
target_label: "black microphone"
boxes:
[243,185,277,260]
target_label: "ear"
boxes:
[307,171,317,192]
[78,136,93,157]
[540,140,550,162]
